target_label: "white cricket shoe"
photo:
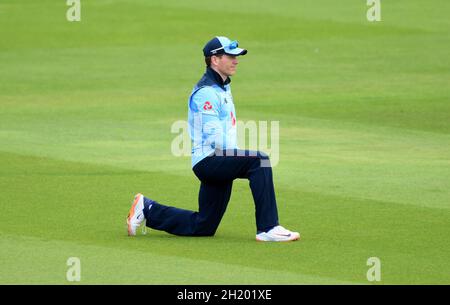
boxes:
[256,225,300,242]
[127,193,145,236]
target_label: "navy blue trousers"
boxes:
[143,149,279,236]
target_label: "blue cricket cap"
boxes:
[203,36,248,57]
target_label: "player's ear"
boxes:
[210,55,217,66]
[211,55,222,66]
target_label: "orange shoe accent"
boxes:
[127,193,142,236]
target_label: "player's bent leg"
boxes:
[242,151,301,242]
[126,180,232,237]
[243,151,280,232]
[142,201,199,236]
[193,180,233,236]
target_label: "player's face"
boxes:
[214,54,239,77]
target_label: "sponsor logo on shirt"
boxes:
[203,101,213,111]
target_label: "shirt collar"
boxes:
[206,67,231,89]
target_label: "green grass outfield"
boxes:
[1,0,449,284]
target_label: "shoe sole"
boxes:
[127,193,142,236]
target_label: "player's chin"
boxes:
[228,68,237,75]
